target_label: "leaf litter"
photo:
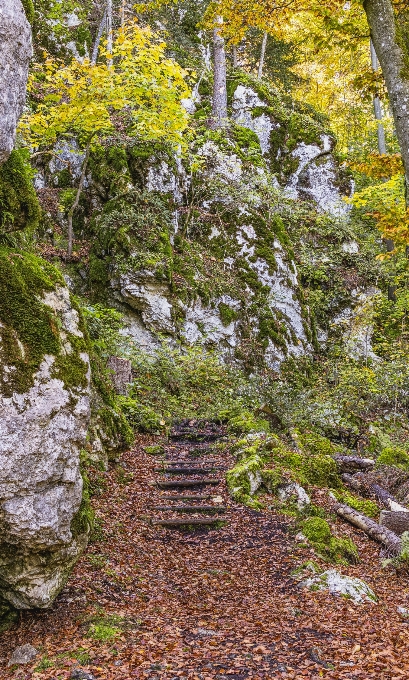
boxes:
[1,429,409,680]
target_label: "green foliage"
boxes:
[82,304,127,359]
[70,452,94,539]
[117,396,165,434]
[129,343,259,423]
[377,446,409,471]
[0,149,40,234]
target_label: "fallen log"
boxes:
[380,510,409,536]
[334,455,375,472]
[371,484,409,512]
[334,501,402,555]
[341,473,363,491]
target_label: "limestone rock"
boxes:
[0,254,91,610]
[232,85,275,155]
[0,1,32,164]
[278,483,311,511]
[300,569,377,604]
[114,271,174,333]
[8,644,38,666]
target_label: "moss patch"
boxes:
[302,517,359,565]
[376,446,409,471]
[0,248,88,396]
[0,149,40,234]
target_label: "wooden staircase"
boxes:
[148,420,229,529]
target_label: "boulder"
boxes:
[0,251,91,611]
[0,1,32,164]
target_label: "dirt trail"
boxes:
[1,426,409,679]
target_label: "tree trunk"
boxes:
[91,7,107,65]
[364,0,409,194]
[211,17,228,129]
[370,39,387,155]
[232,45,238,69]
[106,0,113,67]
[258,32,268,80]
[67,141,91,260]
[334,501,402,555]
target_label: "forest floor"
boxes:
[1,430,409,680]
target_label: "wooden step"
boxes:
[169,433,222,442]
[155,467,224,474]
[151,505,226,513]
[163,460,220,466]
[151,517,226,527]
[156,478,220,488]
[160,494,214,501]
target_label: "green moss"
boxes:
[0,149,40,233]
[21,0,35,24]
[218,302,238,326]
[117,396,164,434]
[302,517,358,564]
[0,248,91,396]
[227,410,270,435]
[144,444,165,455]
[226,453,265,505]
[303,517,331,543]
[302,455,340,488]
[377,446,409,471]
[335,491,379,518]
[70,458,94,539]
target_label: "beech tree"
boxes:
[363,0,409,196]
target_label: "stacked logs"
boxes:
[332,455,409,555]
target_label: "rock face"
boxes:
[0,0,32,164]
[0,252,91,610]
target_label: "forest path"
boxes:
[1,427,409,679]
